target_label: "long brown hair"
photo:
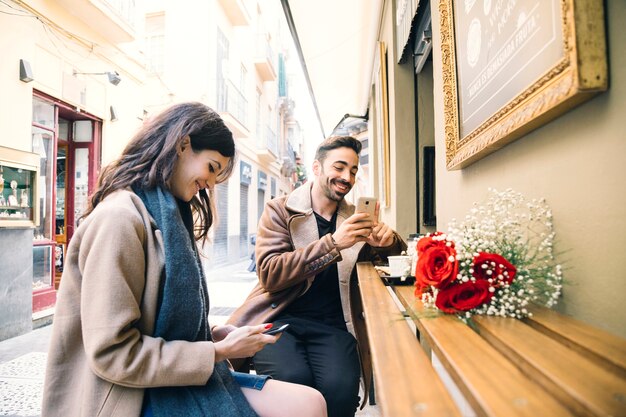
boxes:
[85,102,236,241]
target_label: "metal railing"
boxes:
[256,36,275,66]
[103,0,137,27]
[216,78,248,127]
[265,125,278,156]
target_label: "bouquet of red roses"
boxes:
[414,189,563,320]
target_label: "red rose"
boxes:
[415,241,458,289]
[435,280,493,313]
[416,232,451,254]
[472,252,516,286]
[414,283,430,298]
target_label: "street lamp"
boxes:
[72,70,121,86]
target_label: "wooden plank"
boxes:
[524,304,626,379]
[474,315,626,417]
[356,263,462,417]
[394,285,572,417]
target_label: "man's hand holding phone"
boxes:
[356,196,377,219]
[355,196,394,248]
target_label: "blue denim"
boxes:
[231,371,271,390]
[140,371,270,416]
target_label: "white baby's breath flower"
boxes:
[424,188,563,321]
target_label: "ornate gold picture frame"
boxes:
[374,41,391,207]
[440,0,608,170]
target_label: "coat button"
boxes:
[271,303,278,309]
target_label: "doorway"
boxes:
[32,93,101,310]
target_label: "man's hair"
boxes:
[314,135,362,163]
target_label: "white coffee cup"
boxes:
[388,255,412,277]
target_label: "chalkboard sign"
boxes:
[455,1,563,139]
[440,0,608,170]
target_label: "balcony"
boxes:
[280,141,297,176]
[217,0,251,26]
[55,0,137,43]
[216,79,249,138]
[256,125,278,163]
[253,36,276,81]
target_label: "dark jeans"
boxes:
[253,316,361,417]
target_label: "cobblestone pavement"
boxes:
[0,260,379,417]
[0,337,49,417]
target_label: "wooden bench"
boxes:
[356,262,626,417]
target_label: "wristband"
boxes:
[330,234,337,247]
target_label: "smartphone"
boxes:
[356,196,377,219]
[262,323,290,335]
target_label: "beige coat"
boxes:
[41,190,217,417]
[228,182,405,406]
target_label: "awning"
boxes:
[282,0,383,137]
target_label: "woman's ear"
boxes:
[178,135,191,155]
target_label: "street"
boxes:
[0,260,379,416]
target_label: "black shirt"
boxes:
[280,210,346,329]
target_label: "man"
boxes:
[228,136,406,417]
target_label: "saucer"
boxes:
[382,275,415,286]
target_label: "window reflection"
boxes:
[32,97,54,129]
[74,148,89,227]
[56,146,67,239]
[33,245,52,289]
[32,127,54,240]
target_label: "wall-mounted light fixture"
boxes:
[19,59,34,83]
[110,105,118,122]
[73,70,121,86]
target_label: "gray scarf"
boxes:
[135,186,258,417]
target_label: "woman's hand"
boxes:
[213,324,280,362]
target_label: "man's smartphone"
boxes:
[356,196,377,219]
[262,323,290,335]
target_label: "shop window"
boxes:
[32,97,54,129]
[32,128,54,241]
[74,120,93,142]
[55,145,67,239]
[73,148,90,226]
[33,245,52,290]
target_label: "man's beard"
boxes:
[321,176,352,202]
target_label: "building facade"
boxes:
[0,0,147,340]
[0,0,308,341]
[142,0,302,268]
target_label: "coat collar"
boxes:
[284,181,365,337]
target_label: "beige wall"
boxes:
[429,0,626,337]
[0,0,146,165]
[377,0,418,240]
[416,60,436,236]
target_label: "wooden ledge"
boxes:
[356,262,461,417]
[474,315,626,416]
[524,304,626,379]
[359,262,626,417]
[393,285,571,417]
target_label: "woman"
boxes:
[41,102,326,417]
